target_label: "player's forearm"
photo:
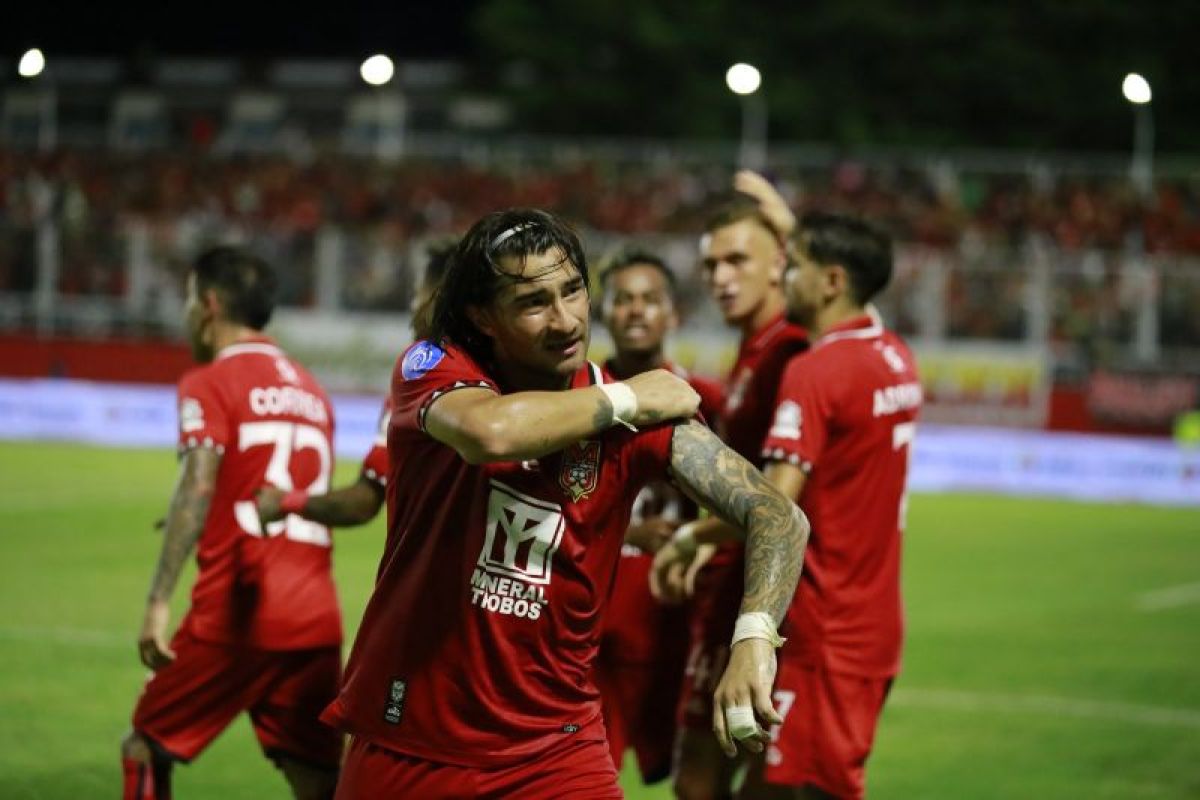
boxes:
[147,449,220,603]
[301,479,384,526]
[448,386,616,463]
[670,421,808,624]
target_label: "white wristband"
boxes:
[732,611,786,648]
[598,382,638,431]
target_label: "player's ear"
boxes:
[202,287,223,318]
[465,304,496,338]
[826,264,850,300]
[768,246,786,287]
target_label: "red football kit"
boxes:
[595,360,722,781]
[680,313,808,729]
[132,337,342,768]
[759,312,921,798]
[323,340,682,797]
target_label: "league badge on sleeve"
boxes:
[402,341,446,381]
[559,440,602,502]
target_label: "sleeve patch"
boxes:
[402,341,447,380]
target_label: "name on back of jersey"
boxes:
[249,385,328,424]
[872,382,922,417]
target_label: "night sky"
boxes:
[5,2,481,59]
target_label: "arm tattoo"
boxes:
[148,448,221,603]
[669,420,809,624]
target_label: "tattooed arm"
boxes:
[138,447,220,670]
[669,420,808,624]
[426,369,699,464]
[667,420,809,756]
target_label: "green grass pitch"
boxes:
[0,441,1197,798]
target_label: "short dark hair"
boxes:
[796,211,893,305]
[192,245,277,330]
[598,247,677,296]
[430,208,588,365]
[702,191,783,243]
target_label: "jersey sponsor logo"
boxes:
[402,340,446,380]
[558,440,602,502]
[873,382,923,417]
[274,357,301,385]
[179,397,205,433]
[768,400,802,440]
[470,480,563,620]
[248,385,329,424]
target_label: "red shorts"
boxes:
[131,629,342,769]
[677,553,742,730]
[763,659,893,799]
[594,657,684,783]
[334,734,622,799]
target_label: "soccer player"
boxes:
[660,206,919,800]
[670,193,809,800]
[122,246,342,800]
[321,208,810,799]
[593,248,724,784]
[255,238,458,529]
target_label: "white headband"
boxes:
[489,222,536,251]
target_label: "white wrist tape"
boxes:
[732,611,786,648]
[598,382,638,431]
[724,705,760,741]
[671,523,698,559]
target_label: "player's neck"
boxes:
[739,292,786,340]
[608,349,665,379]
[211,323,267,356]
[813,300,867,338]
[493,359,573,393]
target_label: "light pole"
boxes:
[1121,72,1153,198]
[726,63,766,171]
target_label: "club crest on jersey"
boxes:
[559,440,602,502]
[402,340,445,380]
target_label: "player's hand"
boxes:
[625,518,678,554]
[624,370,701,426]
[682,543,716,598]
[712,638,782,758]
[650,537,708,603]
[138,599,176,671]
[255,486,286,526]
[734,170,796,239]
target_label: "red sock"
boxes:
[122,756,171,800]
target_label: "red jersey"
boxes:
[708,313,808,570]
[174,337,341,650]
[761,313,921,678]
[359,397,392,486]
[323,341,678,768]
[601,359,722,664]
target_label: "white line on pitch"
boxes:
[892,688,1200,730]
[1136,581,1200,612]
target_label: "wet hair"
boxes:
[796,211,894,304]
[701,191,784,243]
[410,237,459,340]
[430,208,588,365]
[598,246,677,297]
[191,245,277,330]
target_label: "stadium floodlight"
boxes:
[18,48,46,79]
[1121,73,1154,199]
[1122,73,1152,105]
[725,63,761,96]
[360,55,395,87]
